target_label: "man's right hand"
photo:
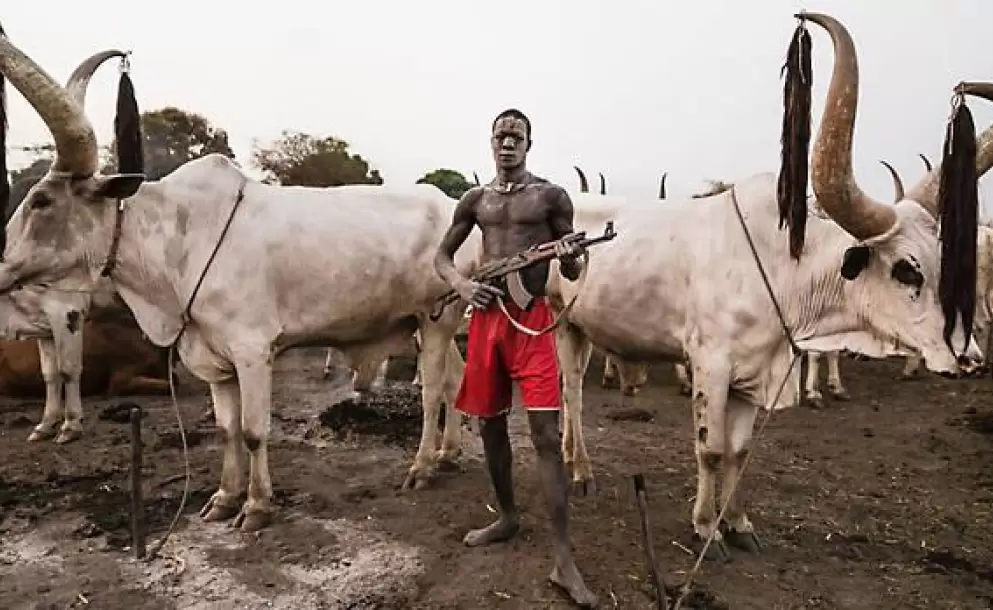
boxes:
[457,279,505,310]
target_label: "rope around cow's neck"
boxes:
[672,186,805,610]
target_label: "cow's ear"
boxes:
[840,245,873,280]
[93,174,144,201]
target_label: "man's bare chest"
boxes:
[476,188,550,228]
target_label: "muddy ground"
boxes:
[1,346,992,610]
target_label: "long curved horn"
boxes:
[918,153,933,172]
[878,160,904,202]
[957,82,993,184]
[906,82,993,212]
[804,12,896,239]
[573,166,589,193]
[0,35,98,176]
[659,172,667,199]
[65,49,126,109]
[598,172,606,195]
[472,171,480,186]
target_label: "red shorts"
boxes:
[454,298,562,419]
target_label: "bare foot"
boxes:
[463,517,519,547]
[550,562,598,608]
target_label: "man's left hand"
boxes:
[554,240,585,262]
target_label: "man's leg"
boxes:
[464,412,520,546]
[528,410,597,607]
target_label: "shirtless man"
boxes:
[434,109,597,608]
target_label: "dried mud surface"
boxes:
[1,347,992,609]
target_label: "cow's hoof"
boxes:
[600,377,619,390]
[27,428,56,442]
[829,388,850,402]
[400,466,434,491]
[722,528,762,554]
[199,493,242,522]
[232,506,274,532]
[570,478,597,498]
[691,532,732,563]
[804,395,824,409]
[55,428,83,444]
[679,385,692,397]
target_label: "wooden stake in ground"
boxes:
[632,473,669,609]
[130,406,146,559]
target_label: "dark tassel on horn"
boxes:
[659,172,667,200]
[776,17,813,260]
[598,172,606,195]
[0,23,9,252]
[937,94,979,355]
[113,55,144,175]
[472,171,480,186]
[573,166,589,193]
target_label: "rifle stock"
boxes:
[428,221,616,321]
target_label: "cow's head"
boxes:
[795,13,993,377]
[0,39,144,306]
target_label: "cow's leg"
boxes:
[900,352,922,379]
[804,351,824,407]
[322,348,336,379]
[402,322,460,489]
[372,358,389,390]
[555,322,594,496]
[200,379,247,523]
[232,356,276,531]
[689,356,732,562]
[600,354,619,389]
[54,322,85,445]
[674,362,692,396]
[719,395,761,554]
[825,350,849,401]
[352,357,389,393]
[28,339,63,442]
[617,360,648,397]
[411,330,423,386]
[438,340,465,464]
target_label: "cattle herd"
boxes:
[0,9,992,607]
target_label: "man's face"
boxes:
[491,117,530,170]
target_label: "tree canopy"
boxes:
[416,168,474,199]
[251,131,383,187]
[105,107,236,179]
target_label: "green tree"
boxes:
[251,130,383,187]
[104,106,236,179]
[416,168,474,199]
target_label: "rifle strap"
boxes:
[494,250,589,337]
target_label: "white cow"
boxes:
[543,13,992,561]
[0,48,175,444]
[568,166,663,397]
[322,172,482,388]
[0,37,480,531]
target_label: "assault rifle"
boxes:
[428,221,617,321]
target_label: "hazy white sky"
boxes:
[3,1,992,211]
